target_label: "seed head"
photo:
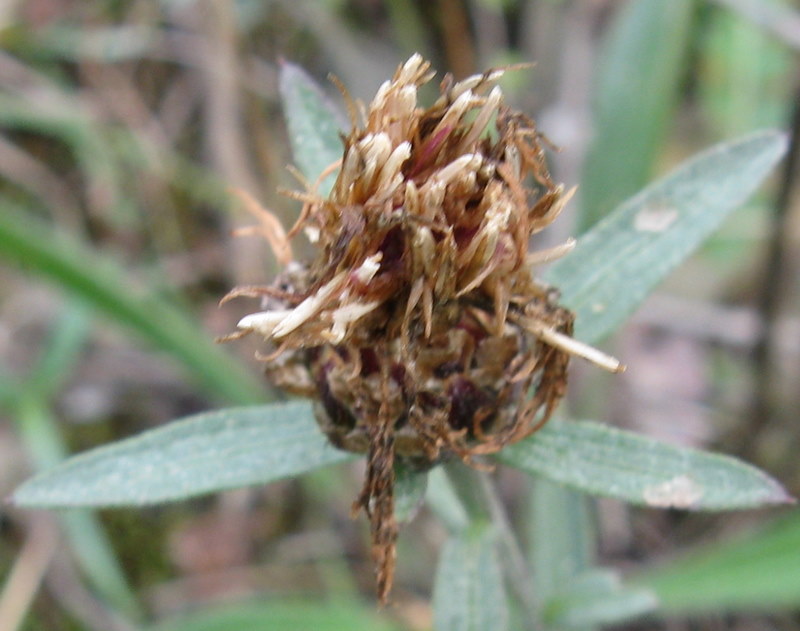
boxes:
[225,55,619,603]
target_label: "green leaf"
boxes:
[528,478,595,605]
[543,569,657,628]
[698,6,792,138]
[579,0,694,230]
[425,466,470,533]
[496,419,791,510]
[0,204,265,405]
[12,402,355,507]
[433,522,509,631]
[147,599,401,631]
[26,302,91,400]
[547,130,788,343]
[394,462,428,523]
[634,512,800,613]
[279,60,346,194]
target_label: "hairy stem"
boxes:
[443,461,542,630]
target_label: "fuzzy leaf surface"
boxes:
[433,522,509,631]
[13,402,354,507]
[528,478,595,605]
[279,60,346,194]
[497,419,791,510]
[548,130,788,343]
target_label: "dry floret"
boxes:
[225,54,621,603]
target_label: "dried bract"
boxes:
[226,55,618,603]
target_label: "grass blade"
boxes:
[0,204,265,405]
[12,402,354,507]
[579,0,694,230]
[25,302,91,400]
[147,599,402,631]
[634,512,800,612]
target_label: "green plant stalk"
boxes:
[13,395,144,621]
[0,203,266,405]
[443,462,542,630]
[528,479,595,609]
[424,467,470,533]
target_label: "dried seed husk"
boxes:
[229,54,587,604]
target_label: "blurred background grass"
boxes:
[0,0,799,630]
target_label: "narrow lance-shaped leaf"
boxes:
[0,204,265,406]
[433,522,509,631]
[13,402,354,507]
[279,60,347,194]
[547,130,788,344]
[528,477,595,605]
[633,512,800,613]
[496,419,791,510]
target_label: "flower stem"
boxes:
[443,461,543,630]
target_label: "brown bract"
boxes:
[226,54,587,604]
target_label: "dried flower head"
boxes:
[224,54,621,603]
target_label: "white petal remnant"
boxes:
[271,271,346,338]
[433,153,483,187]
[518,316,625,373]
[376,142,411,193]
[526,238,576,266]
[328,300,381,343]
[237,310,292,337]
[353,253,383,284]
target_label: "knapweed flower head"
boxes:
[225,54,620,603]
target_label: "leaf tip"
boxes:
[8,480,43,509]
[767,482,795,507]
